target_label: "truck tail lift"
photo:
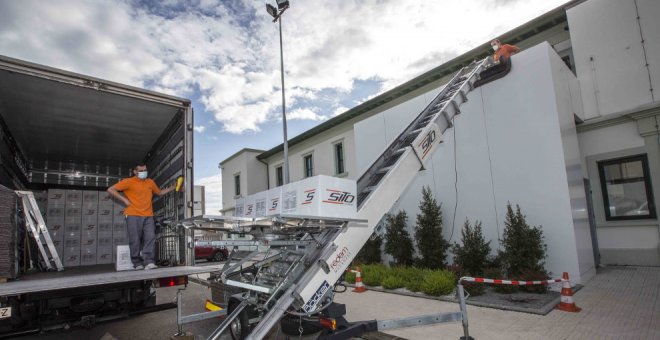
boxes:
[175,58,488,340]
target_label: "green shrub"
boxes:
[452,219,491,276]
[402,267,427,292]
[499,204,549,279]
[355,234,383,264]
[344,270,356,284]
[384,211,415,266]
[361,264,389,287]
[482,267,518,294]
[420,270,456,296]
[517,268,549,294]
[462,282,486,296]
[414,187,449,269]
[382,276,407,289]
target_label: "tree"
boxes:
[355,234,383,264]
[383,211,414,266]
[499,204,548,279]
[452,219,491,276]
[414,186,449,269]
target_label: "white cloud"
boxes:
[194,125,206,133]
[287,108,326,121]
[331,106,349,117]
[0,0,568,134]
[195,174,223,214]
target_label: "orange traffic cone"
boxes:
[352,266,367,293]
[556,272,581,312]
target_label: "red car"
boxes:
[194,242,229,262]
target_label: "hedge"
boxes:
[345,264,456,296]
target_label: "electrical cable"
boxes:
[449,114,458,242]
[480,90,501,249]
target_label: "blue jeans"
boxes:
[126,216,155,266]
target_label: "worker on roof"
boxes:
[107,164,177,270]
[490,39,520,63]
[474,39,520,88]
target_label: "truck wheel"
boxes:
[228,301,250,340]
[212,251,225,262]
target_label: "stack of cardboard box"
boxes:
[43,189,128,267]
[46,190,66,264]
[97,191,115,264]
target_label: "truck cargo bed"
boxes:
[0,264,221,296]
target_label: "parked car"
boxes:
[195,241,229,262]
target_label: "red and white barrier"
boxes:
[459,272,581,313]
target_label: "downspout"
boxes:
[257,158,270,189]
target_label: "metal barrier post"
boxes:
[457,283,473,340]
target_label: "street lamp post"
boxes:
[267,1,291,184]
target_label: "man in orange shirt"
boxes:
[490,39,520,63]
[108,164,176,270]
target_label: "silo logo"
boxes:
[322,189,355,206]
[269,198,279,211]
[302,189,316,205]
[418,130,437,159]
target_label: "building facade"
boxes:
[220,0,660,276]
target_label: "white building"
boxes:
[220,0,660,282]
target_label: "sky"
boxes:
[0,0,568,213]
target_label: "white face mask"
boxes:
[492,44,499,51]
[137,171,148,179]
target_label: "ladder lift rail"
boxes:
[247,59,488,339]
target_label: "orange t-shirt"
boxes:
[493,44,519,61]
[113,177,161,216]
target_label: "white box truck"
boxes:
[0,55,212,336]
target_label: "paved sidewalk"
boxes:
[334,266,660,339]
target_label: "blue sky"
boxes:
[0,0,568,212]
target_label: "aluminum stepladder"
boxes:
[16,191,64,271]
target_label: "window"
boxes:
[234,174,241,196]
[334,142,345,175]
[276,166,283,187]
[598,155,656,220]
[303,154,313,178]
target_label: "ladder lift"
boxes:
[176,58,488,339]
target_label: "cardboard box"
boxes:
[253,191,268,218]
[47,205,65,219]
[62,252,80,267]
[47,189,66,204]
[243,196,255,218]
[266,187,282,216]
[80,246,97,266]
[113,235,128,246]
[81,204,98,218]
[113,222,127,236]
[65,190,83,205]
[115,245,133,271]
[258,175,357,219]
[47,218,65,232]
[97,206,114,222]
[65,223,81,234]
[64,206,82,223]
[97,247,114,264]
[80,237,96,248]
[281,181,299,214]
[82,191,99,205]
[64,238,80,248]
[51,237,64,249]
[112,205,126,219]
[98,221,113,236]
[97,236,113,248]
[98,191,115,207]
